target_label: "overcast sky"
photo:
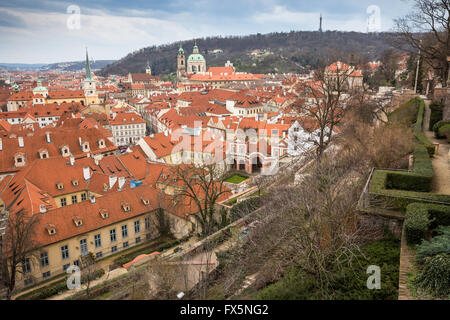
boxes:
[0,0,413,64]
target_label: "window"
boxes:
[22,258,31,274]
[122,225,128,238]
[134,220,140,234]
[61,245,69,260]
[96,252,103,259]
[71,195,78,204]
[73,260,80,267]
[80,239,88,256]
[135,237,141,244]
[81,193,87,201]
[94,234,102,248]
[60,198,67,207]
[40,252,49,267]
[111,246,118,253]
[145,217,151,230]
[110,229,117,242]
[42,271,51,279]
[123,241,129,248]
[63,264,70,272]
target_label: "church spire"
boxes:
[85,47,93,81]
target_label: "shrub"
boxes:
[438,124,450,142]
[230,197,261,221]
[255,239,401,300]
[404,203,430,245]
[433,120,450,138]
[416,226,450,264]
[428,102,443,131]
[404,203,450,245]
[414,253,450,297]
[16,278,69,300]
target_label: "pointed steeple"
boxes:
[85,47,93,81]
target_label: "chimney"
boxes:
[109,175,118,189]
[118,177,126,190]
[46,132,51,143]
[0,138,2,151]
[164,131,168,137]
[94,158,99,165]
[78,137,82,147]
[70,156,75,166]
[90,195,96,204]
[39,204,47,214]
[83,167,91,180]
[18,137,24,148]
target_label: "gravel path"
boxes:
[424,100,450,195]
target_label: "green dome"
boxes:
[33,80,47,93]
[188,53,205,61]
[178,46,185,55]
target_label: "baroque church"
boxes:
[177,41,207,81]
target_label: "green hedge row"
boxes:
[385,145,433,192]
[428,102,444,131]
[403,203,450,245]
[16,269,105,300]
[413,99,435,156]
[368,98,450,211]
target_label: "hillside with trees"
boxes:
[99,31,398,76]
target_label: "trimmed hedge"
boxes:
[368,98,450,211]
[438,124,450,142]
[433,120,450,139]
[404,203,450,245]
[428,102,443,131]
[369,170,450,211]
[385,145,433,192]
[16,269,105,300]
[413,99,435,156]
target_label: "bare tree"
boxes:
[0,208,39,300]
[172,163,230,238]
[393,0,450,85]
[295,62,354,157]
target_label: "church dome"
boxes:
[188,53,205,61]
[188,43,205,61]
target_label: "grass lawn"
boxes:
[225,174,248,184]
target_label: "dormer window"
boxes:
[141,198,150,206]
[38,149,49,159]
[46,224,56,236]
[61,145,70,157]
[121,202,131,212]
[72,180,79,187]
[14,152,26,167]
[98,139,105,148]
[72,216,83,227]
[56,182,64,190]
[99,209,109,219]
[82,142,90,152]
